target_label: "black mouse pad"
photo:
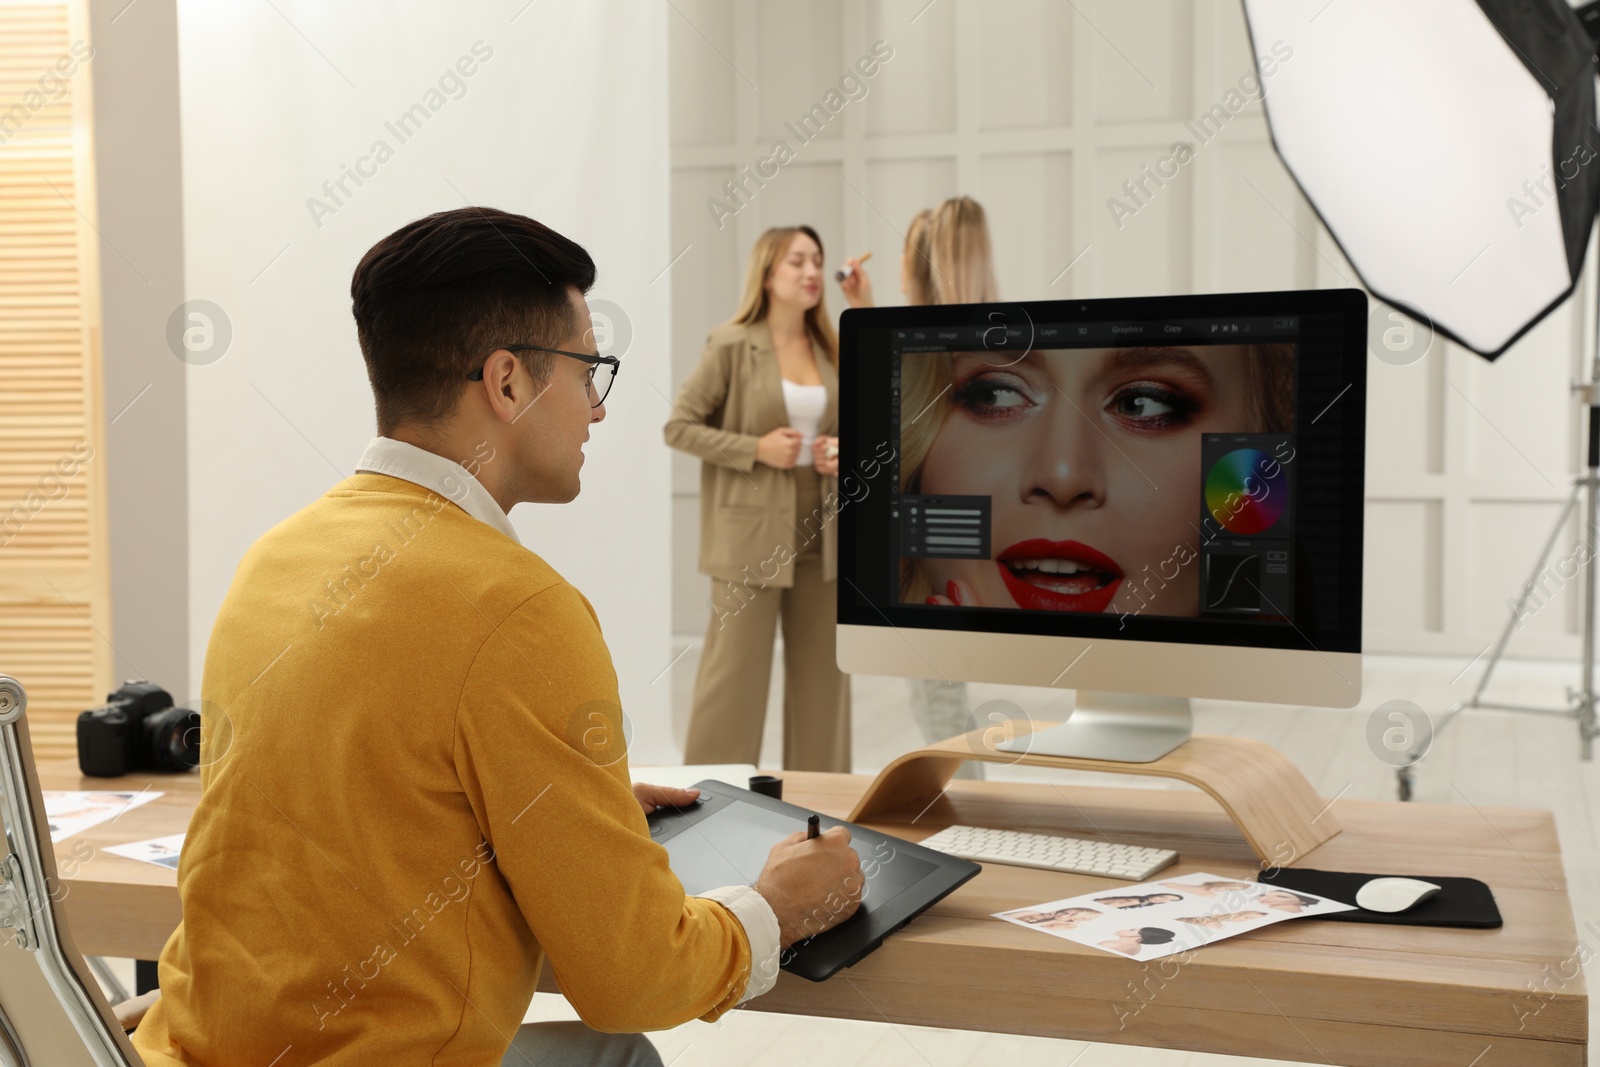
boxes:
[1257,867,1501,927]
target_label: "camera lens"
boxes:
[143,705,201,772]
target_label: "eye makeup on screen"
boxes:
[949,348,1214,434]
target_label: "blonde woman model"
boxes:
[895,341,1295,611]
[838,196,997,775]
[665,225,851,771]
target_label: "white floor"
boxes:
[100,649,1600,1066]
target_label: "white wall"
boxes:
[91,0,190,696]
[177,1,678,761]
[667,0,1593,660]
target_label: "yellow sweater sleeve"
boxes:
[452,582,756,1032]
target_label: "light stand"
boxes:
[1396,256,1600,799]
[1239,0,1600,800]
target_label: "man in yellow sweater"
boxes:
[131,208,863,1066]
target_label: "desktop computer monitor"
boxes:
[835,288,1367,762]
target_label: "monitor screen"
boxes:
[837,289,1365,667]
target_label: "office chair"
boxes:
[0,673,144,1065]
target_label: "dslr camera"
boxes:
[76,680,201,777]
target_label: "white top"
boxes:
[781,380,828,467]
[351,436,781,1003]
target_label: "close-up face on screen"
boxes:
[895,343,1297,623]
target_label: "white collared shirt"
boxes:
[355,436,520,544]
[350,435,782,1003]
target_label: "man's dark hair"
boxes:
[351,207,596,433]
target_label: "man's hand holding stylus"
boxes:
[753,825,864,949]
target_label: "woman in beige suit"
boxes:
[664,225,851,772]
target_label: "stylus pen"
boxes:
[807,813,820,840]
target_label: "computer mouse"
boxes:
[1355,876,1442,913]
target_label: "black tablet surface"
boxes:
[647,779,980,981]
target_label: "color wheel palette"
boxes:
[1205,449,1286,534]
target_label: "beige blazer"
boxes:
[664,319,839,588]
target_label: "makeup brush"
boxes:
[834,251,872,282]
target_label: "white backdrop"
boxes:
[176,1,677,761]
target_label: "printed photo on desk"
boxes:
[994,870,1354,961]
[44,790,163,843]
[105,833,186,871]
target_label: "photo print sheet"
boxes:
[993,870,1355,961]
[44,790,162,843]
[105,832,186,871]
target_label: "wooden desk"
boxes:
[44,761,198,961]
[40,760,1588,1066]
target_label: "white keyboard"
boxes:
[917,824,1178,881]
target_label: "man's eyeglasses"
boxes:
[469,345,619,408]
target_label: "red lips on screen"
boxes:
[995,539,1124,612]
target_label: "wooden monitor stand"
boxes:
[848,721,1341,863]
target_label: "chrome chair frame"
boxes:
[0,674,141,1065]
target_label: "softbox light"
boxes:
[1242,0,1600,359]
